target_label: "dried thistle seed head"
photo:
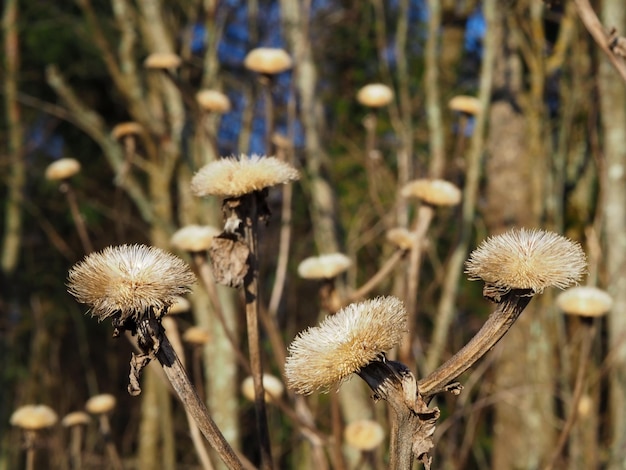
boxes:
[191,154,300,198]
[297,253,352,279]
[244,47,293,75]
[556,286,612,318]
[67,244,196,323]
[171,224,220,253]
[85,394,116,415]
[344,419,385,451]
[144,52,182,69]
[45,158,81,181]
[196,89,231,114]
[285,296,407,395]
[356,83,394,107]
[465,228,587,295]
[386,227,415,250]
[10,405,58,430]
[401,179,462,206]
[241,374,285,403]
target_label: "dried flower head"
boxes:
[196,89,231,113]
[448,95,481,115]
[241,374,284,403]
[401,178,462,206]
[386,227,415,250]
[344,419,385,451]
[10,405,58,430]
[285,296,407,394]
[85,394,116,415]
[356,83,394,107]
[465,228,587,296]
[556,286,613,318]
[61,411,90,427]
[171,225,220,252]
[297,253,352,280]
[191,154,300,198]
[244,47,293,74]
[45,158,81,181]
[67,244,196,323]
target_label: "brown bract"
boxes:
[556,286,612,317]
[244,47,292,74]
[45,158,81,181]
[465,228,587,295]
[297,253,352,279]
[401,178,462,206]
[10,405,58,430]
[67,244,195,322]
[191,154,300,198]
[285,296,407,395]
[357,83,394,107]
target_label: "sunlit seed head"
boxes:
[241,374,285,403]
[61,411,90,428]
[401,179,462,206]
[285,296,407,395]
[171,225,220,253]
[344,419,385,451]
[191,154,300,198]
[196,89,231,114]
[556,286,612,318]
[244,48,293,75]
[297,253,352,279]
[10,405,58,430]
[465,228,587,294]
[356,83,394,108]
[85,394,116,414]
[45,158,81,181]
[67,244,195,322]
[448,95,481,115]
[144,52,182,69]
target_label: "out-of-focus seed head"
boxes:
[241,374,285,403]
[297,253,352,280]
[244,48,293,75]
[196,90,231,114]
[45,158,81,181]
[191,154,300,198]
[556,286,612,318]
[465,228,587,296]
[171,225,220,253]
[285,296,407,395]
[344,419,385,451]
[144,52,182,69]
[61,411,91,427]
[10,405,58,430]
[386,227,415,250]
[182,326,211,345]
[401,179,462,206]
[67,244,196,323]
[111,122,143,140]
[448,95,481,115]
[85,394,117,415]
[356,83,394,108]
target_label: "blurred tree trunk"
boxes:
[599,1,626,468]
[485,2,555,468]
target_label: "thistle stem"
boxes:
[418,290,533,398]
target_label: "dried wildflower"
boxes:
[556,286,612,318]
[344,419,385,451]
[297,253,352,279]
[244,48,293,75]
[171,225,220,253]
[465,228,586,297]
[357,83,394,108]
[401,179,462,206]
[191,154,300,198]
[285,296,407,394]
[67,244,195,324]
[10,405,58,430]
[45,158,81,181]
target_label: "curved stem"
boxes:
[418,290,533,398]
[61,182,94,254]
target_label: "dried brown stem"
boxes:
[418,289,533,398]
[60,182,94,254]
[97,414,124,470]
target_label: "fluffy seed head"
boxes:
[191,154,300,198]
[67,244,196,322]
[61,411,90,427]
[45,158,81,181]
[386,227,415,250]
[448,95,481,115]
[297,253,352,279]
[285,296,407,394]
[465,228,587,294]
[356,83,394,107]
[401,179,462,206]
[344,419,385,451]
[85,394,116,414]
[241,374,285,403]
[171,225,220,252]
[10,405,58,430]
[244,48,293,74]
[196,89,231,113]
[556,286,612,318]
